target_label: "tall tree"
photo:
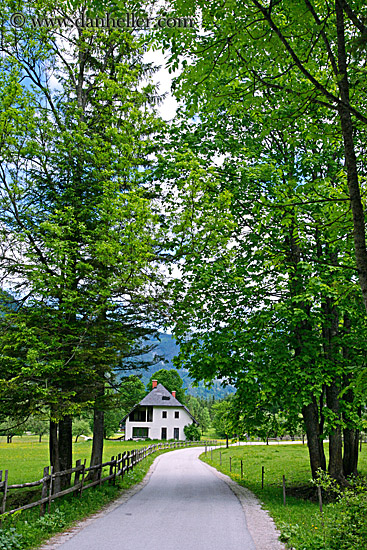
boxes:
[0,0,165,486]
[155,104,367,480]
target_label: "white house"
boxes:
[122,380,198,441]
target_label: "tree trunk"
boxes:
[87,307,108,482]
[88,408,105,482]
[288,226,326,479]
[89,408,105,480]
[302,399,326,478]
[343,427,359,477]
[320,286,346,483]
[49,420,60,493]
[342,388,360,477]
[326,381,346,484]
[342,314,359,477]
[58,416,73,489]
[335,0,367,312]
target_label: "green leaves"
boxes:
[151,1,367,477]
[0,0,166,423]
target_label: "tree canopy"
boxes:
[2,0,367,485]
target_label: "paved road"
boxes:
[56,447,256,550]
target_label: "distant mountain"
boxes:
[135,332,235,400]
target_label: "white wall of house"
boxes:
[125,406,194,440]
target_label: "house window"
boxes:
[132,427,149,438]
[175,411,180,419]
[174,428,179,440]
[129,406,153,422]
[162,411,167,418]
[162,396,170,401]
[129,408,145,422]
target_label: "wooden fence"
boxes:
[0,440,216,521]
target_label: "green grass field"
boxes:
[201,443,367,549]
[0,435,152,485]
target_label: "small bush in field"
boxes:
[183,423,201,441]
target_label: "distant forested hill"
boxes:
[135,332,235,399]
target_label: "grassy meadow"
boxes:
[0,435,151,485]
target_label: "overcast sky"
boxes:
[144,48,179,120]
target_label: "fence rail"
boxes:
[0,440,217,521]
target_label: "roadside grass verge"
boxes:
[0,447,165,550]
[201,443,367,549]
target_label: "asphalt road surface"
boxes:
[56,447,256,550]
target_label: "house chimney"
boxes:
[172,391,176,398]
[152,380,158,389]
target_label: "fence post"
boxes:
[48,466,53,513]
[0,470,8,518]
[99,460,103,486]
[241,460,243,479]
[79,459,86,497]
[122,452,127,477]
[109,457,115,485]
[40,466,50,517]
[282,475,286,506]
[229,457,232,472]
[262,466,265,489]
[74,459,82,488]
[116,454,121,480]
